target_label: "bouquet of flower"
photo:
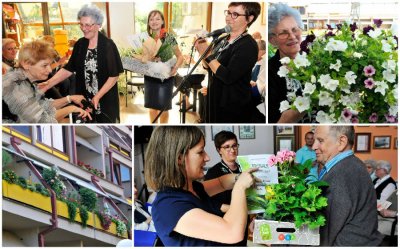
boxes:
[249,150,328,229]
[122,29,177,80]
[278,20,398,123]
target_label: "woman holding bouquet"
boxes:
[195,2,261,123]
[145,126,258,246]
[39,4,123,123]
[268,3,305,123]
[145,10,183,124]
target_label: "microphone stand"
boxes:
[152,35,227,124]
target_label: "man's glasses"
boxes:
[221,144,240,151]
[79,23,96,29]
[224,10,248,19]
[273,27,302,40]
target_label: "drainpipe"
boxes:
[11,137,58,247]
[91,175,132,239]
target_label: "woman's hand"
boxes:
[194,38,208,55]
[200,87,208,96]
[170,66,178,76]
[37,81,50,93]
[73,107,92,121]
[69,95,85,108]
[91,95,100,110]
[235,168,259,190]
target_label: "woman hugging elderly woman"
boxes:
[2,40,91,123]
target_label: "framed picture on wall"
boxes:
[355,133,371,153]
[275,126,294,135]
[373,136,391,149]
[275,136,294,152]
[211,126,234,140]
[239,126,255,139]
[395,137,398,149]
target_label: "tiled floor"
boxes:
[119,89,200,124]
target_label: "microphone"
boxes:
[205,25,231,38]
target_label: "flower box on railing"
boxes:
[253,220,320,245]
[2,180,128,238]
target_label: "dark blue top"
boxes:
[152,181,229,246]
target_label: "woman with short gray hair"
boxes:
[40,4,123,123]
[268,3,305,123]
[374,160,397,201]
[364,159,377,181]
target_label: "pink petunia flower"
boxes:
[369,113,378,123]
[341,108,353,121]
[364,78,375,89]
[363,65,376,77]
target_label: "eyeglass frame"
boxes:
[79,22,97,29]
[220,143,240,151]
[224,10,249,19]
[5,47,18,51]
[272,27,302,40]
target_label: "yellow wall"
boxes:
[299,126,398,180]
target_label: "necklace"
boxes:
[220,160,242,174]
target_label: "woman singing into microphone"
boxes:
[195,2,261,123]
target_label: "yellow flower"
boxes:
[265,185,275,200]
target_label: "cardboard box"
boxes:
[253,220,320,245]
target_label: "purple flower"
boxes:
[385,114,397,123]
[364,78,375,89]
[369,113,378,123]
[336,24,343,30]
[351,116,359,123]
[363,65,376,77]
[326,24,333,30]
[325,31,335,38]
[300,33,316,54]
[350,22,358,32]
[373,19,383,28]
[363,26,374,35]
[341,108,353,121]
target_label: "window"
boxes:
[36,126,66,152]
[11,126,31,137]
[120,164,131,182]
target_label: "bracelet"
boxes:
[234,173,241,183]
[66,95,71,104]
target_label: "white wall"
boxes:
[203,126,274,168]
[211,3,266,40]
[108,2,135,48]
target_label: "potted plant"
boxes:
[251,150,328,245]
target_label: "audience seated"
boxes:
[364,159,378,181]
[373,160,397,201]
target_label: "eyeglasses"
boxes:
[224,10,248,19]
[79,23,96,29]
[221,144,240,151]
[6,47,18,51]
[273,27,302,40]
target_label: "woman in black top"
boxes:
[196,2,261,123]
[268,3,305,123]
[39,4,123,123]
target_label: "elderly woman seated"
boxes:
[364,159,378,181]
[374,160,397,201]
[2,40,91,123]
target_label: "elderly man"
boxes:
[313,126,383,246]
[373,160,397,201]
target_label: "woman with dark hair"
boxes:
[144,10,183,124]
[145,126,258,246]
[195,2,262,123]
[39,4,123,123]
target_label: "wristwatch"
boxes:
[205,54,216,64]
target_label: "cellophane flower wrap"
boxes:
[249,150,328,229]
[122,29,177,80]
[278,20,398,123]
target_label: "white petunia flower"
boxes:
[318,74,331,86]
[383,70,396,83]
[293,96,310,113]
[368,29,382,39]
[329,59,342,72]
[293,52,311,68]
[345,71,357,85]
[353,52,363,58]
[280,57,291,64]
[393,85,398,100]
[375,81,389,96]
[303,82,316,95]
[389,105,398,116]
[382,60,396,71]
[286,91,296,101]
[341,84,351,94]
[325,79,339,91]
[324,38,348,52]
[279,101,291,113]
[316,111,336,123]
[318,91,334,106]
[277,66,289,78]
[381,40,392,53]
